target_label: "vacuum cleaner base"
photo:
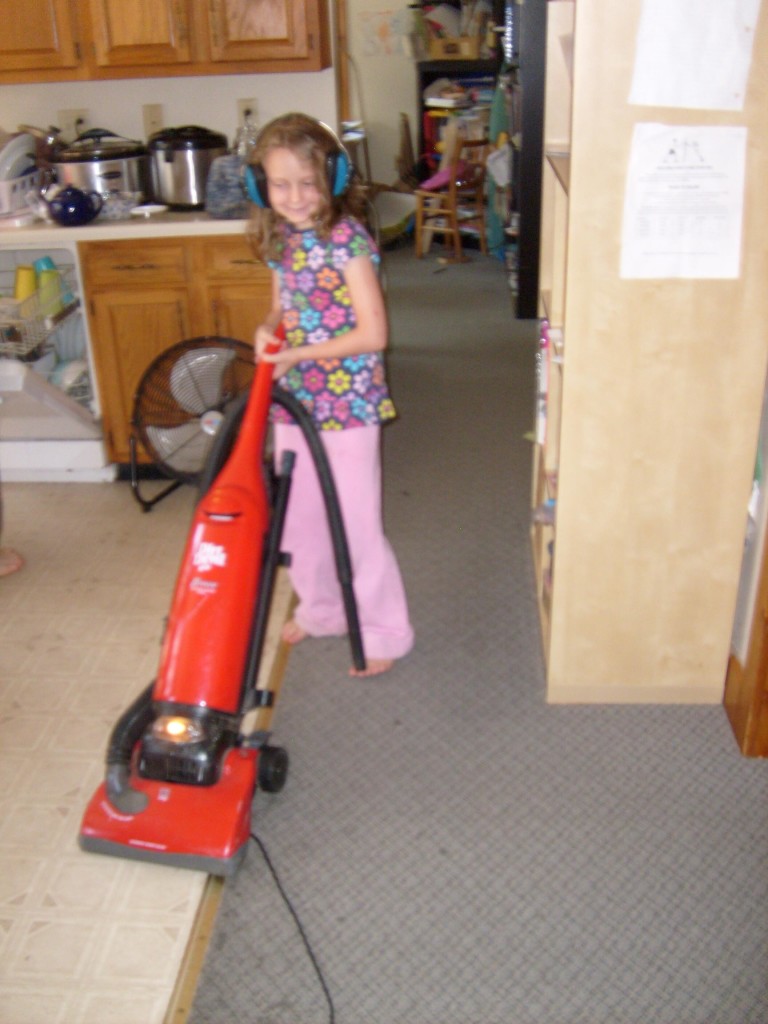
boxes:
[79,747,258,876]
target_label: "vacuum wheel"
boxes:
[258,745,289,793]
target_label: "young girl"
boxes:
[247,112,414,677]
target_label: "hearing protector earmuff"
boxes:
[243,119,353,208]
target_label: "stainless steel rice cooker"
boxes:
[148,125,228,209]
[52,129,151,199]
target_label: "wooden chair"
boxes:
[414,134,490,261]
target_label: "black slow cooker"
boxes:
[148,125,228,209]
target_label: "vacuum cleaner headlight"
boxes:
[139,707,238,787]
[152,715,205,744]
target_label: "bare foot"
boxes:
[281,619,394,677]
[0,548,23,578]
[281,620,308,645]
[349,659,393,678]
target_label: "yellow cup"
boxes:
[38,268,63,315]
[14,264,36,301]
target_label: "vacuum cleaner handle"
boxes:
[242,447,296,712]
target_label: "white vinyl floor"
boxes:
[0,479,291,1024]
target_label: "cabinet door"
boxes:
[87,0,192,68]
[207,281,272,344]
[196,236,273,344]
[205,0,327,64]
[88,287,192,462]
[0,0,80,73]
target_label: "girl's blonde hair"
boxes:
[246,112,367,263]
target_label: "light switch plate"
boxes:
[237,98,258,126]
[143,104,164,138]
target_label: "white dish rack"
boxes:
[0,169,39,217]
[0,266,79,361]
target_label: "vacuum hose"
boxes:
[272,387,366,672]
[104,681,154,814]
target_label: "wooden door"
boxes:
[88,287,192,462]
[0,0,80,72]
[195,235,273,344]
[206,281,272,344]
[87,0,192,67]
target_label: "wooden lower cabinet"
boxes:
[81,234,271,464]
[88,285,193,463]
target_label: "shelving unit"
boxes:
[532,0,768,705]
[416,59,500,155]
[531,0,573,662]
[508,0,546,318]
[413,1,546,317]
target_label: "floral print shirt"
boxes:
[269,217,396,430]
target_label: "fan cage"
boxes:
[132,336,256,483]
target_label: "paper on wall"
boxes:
[620,123,747,280]
[628,0,761,111]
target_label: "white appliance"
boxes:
[0,244,112,481]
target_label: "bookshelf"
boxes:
[532,0,768,704]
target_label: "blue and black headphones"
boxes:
[243,117,353,208]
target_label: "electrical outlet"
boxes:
[237,98,258,127]
[57,108,90,142]
[142,103,164,139]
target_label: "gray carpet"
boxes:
[189,245,768,1024]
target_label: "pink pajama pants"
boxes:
[273,423,414,662]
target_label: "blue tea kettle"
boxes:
[45,185,103,226]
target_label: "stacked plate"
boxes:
[0,131,36,179]
[0,131,38,226]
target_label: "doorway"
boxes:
[331,0,422,187]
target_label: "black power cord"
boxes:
[250,832,336,1024]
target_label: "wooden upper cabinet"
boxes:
[0,0,329,81]
[88,0,193,68]
[0,0,81,73]
[206,0,315,63]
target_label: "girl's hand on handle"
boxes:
[254,324,282,361]
[255,322,292,379]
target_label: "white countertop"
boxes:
[0,210,250,247]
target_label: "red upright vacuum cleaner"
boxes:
[79,330,365,875]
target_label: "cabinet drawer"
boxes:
[80,239,190,287]
[199,236,268,279]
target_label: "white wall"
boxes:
[0,0,422,189]
[0,71,336,151]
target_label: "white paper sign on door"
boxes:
[628,0,761,111]
[620,123,747,280]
